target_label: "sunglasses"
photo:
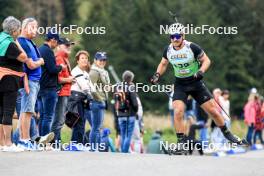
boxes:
[170,34,182,40]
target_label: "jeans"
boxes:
[253,130,263,144]
[118,116,136,153]
[184,110,195,120]
[71,101,85,144]
[246,124,254,145]
[13,89,38,144]
[85,108,92,127]
[38,89,58,136]
[51,96,68,142]
[90,101,105,150]
[199,125,208,146]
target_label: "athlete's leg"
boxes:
[167,85,189,155]
[201,99,248,145]
[169,100,189,155]
[172,84,188,141]
[191,81,248,145]
[189,81,225,126]
[200,99,225,127]
[173,100,185,134]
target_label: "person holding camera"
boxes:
[69,50,96,144]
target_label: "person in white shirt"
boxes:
[131,96,144,153]
[71,52,96,96]
[219,90,231,127]
[70,50,97,144]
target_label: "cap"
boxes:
[95,51,107,60]
[250,87,257,94]
[46,28,61,42]
[59,37,75,46]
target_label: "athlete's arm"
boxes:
[156,57,169,76]
[190,42,211,73]
[150,47,169,84]
[198,53,211,73]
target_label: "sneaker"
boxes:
[162,141,189,155]
[38,132,55,145]
[0,145,4,151]
[17,140,38,151]
[2,144,24,152]
[167,136,191,155]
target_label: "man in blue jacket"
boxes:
[38,29,66,136]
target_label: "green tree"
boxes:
[0,0,23,27]
[61,0,79,26]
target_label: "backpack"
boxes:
[114,85,130,116]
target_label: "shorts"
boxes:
[173,80,212,105]
[20,80,40,113]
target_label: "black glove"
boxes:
[150,72,160,84]
[194,70,204,80]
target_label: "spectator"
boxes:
[0,16,36,152]
[210,88,227,148]
[195,102,209,145]
[13,35,57,148]
[110,100,121,151]
[219,90,231,127]
[16,17,45,150]
[99,128,116,152]
[89,51,110,151]
[70,50,95,144]
[184,96,197,135]
[253,96,263,144]
[38,29,64,136]
[131,96,144,153]
[51,38,75,144]
[147,130,164,154]
[244,93,259,145]
[114,70,138,153]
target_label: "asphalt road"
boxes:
[0,150,263,176]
